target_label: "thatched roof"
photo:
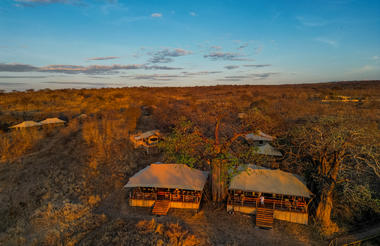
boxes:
[229,165,312,198]
[39,117,66,125]
[9,121,41,128]
[124,164,209,191]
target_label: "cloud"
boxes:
[356,65,377,73]
[0,63,182,74]
[148,48,192,63]
[223,72,278,80]
[238,43,249,50]
[189,12,197,16]
[42,81,126,87]
[0,75,47,78]
[0,63,38,72]
[87,56,120,61]
[0,82,26,86]
[14,0,83,7]
[182,71,222,76]
[151,13,162,18]
[144,65,182,70]
[204,52,251,61]
[224,65,239,70]
[315,37,338,47]
[210,46,222,50]
[243,64,271,68]
[372,56,379,60]
[121,74,183,81]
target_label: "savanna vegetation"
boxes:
[0,81,379,245]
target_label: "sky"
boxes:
[0,0,379,91]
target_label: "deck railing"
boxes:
[227,196,307,213]
[131,191,201,203]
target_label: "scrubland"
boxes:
[0,81,379,245]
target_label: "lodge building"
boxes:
[124,163,209,215]
[227,165,312,227]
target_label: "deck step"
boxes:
[152,200,171,215]
[256,207,274,229]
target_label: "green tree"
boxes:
[159,116,265,202]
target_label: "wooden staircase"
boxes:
[152,200,171,215]
[256,207,274,229]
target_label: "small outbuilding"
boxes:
[227,165,312,225]
[125,163,209,215]
[9,121,42,129]
[244,131,282,157]
[130,130,161,148]
[39,117,66,126]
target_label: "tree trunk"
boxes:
[211,160,227,202]
[315,155,341,236]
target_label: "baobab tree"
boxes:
[159,105,275,202]
[287,117,379,235]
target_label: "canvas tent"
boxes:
[229,165,312,198]
[256,143,283,157]
[126,163,209,213]
[9,121,41,129]
[125,163,208,191]
[39,117,66,125]
[245,131,275,142]
[227,164,312,224]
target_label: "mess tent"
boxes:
[125,163,209,215]
[9,121,42,130]
[227,165,312,224]
[130,130,161,148]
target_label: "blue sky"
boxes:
[0,0,379,91]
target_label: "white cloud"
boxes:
[372,56,379,60]
[151,13,162,18]
[189,12,197,16]
[315,37,338,47]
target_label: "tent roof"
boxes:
[229,165,312,198]
[9,121,41,128]
[124,164,209,191]
[134,130,160,140]
[245,130,275,142]
[256,143,283,157]
[39,118,66,125]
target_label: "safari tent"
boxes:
[245,130,275,142]
[9,121,42,129]
[244,131,282,157]
[125,163,209,215]
[39,117,66,126]
[256,143,283,157]
[227,165,312,225]
[130,130,161,148]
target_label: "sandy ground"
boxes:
[97,190,325,246]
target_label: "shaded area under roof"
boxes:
[229,165,312,198]
[124,164,209,191]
